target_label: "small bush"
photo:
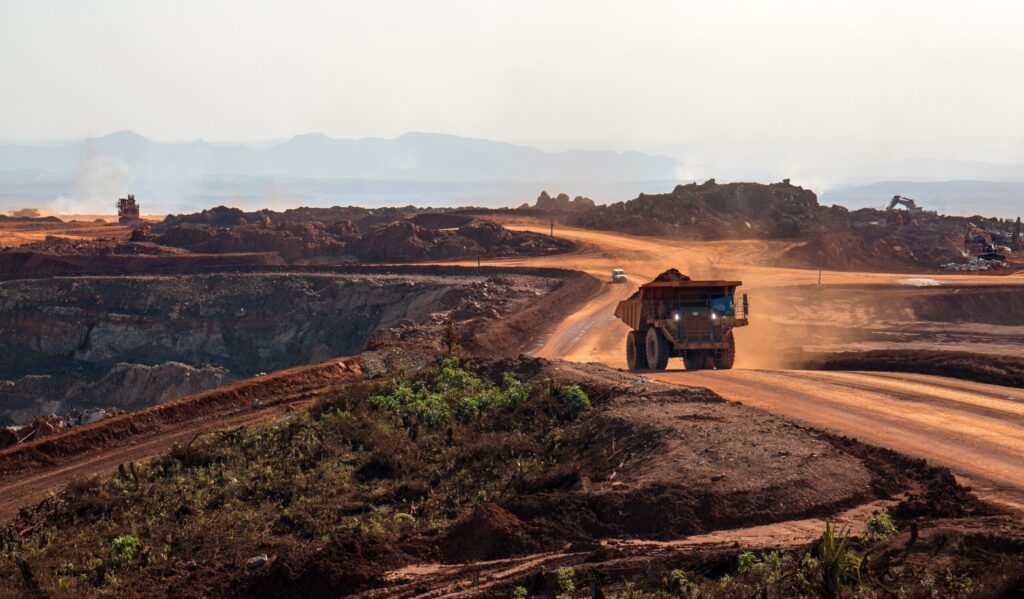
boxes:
[556,566,576,599]
[560,385,591,420]
[670,569,699,597]
[111,535,142,566]
[864,511,897,541]
[370,358,530,425]
[511,586,529,599]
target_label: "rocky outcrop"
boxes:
[567,179,835,239]
[534,191,595,212]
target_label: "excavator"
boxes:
[886,195,924,213]
[964,222,1011,261]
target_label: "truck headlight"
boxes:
[710,312,718,320]
[673,313,680,321]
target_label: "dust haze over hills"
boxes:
[3,131,1024,218]
[0,131,680,215]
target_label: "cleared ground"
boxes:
[651,369,1024,513]
[0,217,137,247]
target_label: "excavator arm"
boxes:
[887,195,921,212]
[964,223,993,246]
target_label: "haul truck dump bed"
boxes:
[615,269,748,371]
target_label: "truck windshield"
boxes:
[709,295,735,316]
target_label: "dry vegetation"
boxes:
[0,356,600,597]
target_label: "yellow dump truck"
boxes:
[614,269,748,371]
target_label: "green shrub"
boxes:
[511,586,529,599]
[864,511,897,541]
[670,568,699,597]
[111,535,142,565]
[560,384,591,420]
[370,358,529,425]
[556,566,576,599]
[737,550,758,575]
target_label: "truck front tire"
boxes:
[714,332,736,370]
[645,327,670,370]
[626,330,646,371]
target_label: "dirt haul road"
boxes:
[468,223,1024,512]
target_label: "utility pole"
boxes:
[550,221,554,237]
[817,269,822,285]
[477,250,481,268]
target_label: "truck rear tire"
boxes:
[645,327,670,370]
[626,330,646,371]
[714,332,736,370]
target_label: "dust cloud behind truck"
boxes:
[614,269,749,371]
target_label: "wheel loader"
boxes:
[614,269,748,371]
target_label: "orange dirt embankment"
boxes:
[0,358,361,481]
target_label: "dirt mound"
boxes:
[152,213,571,263]
[567,179,829,239]
[407,212,475,229]
[158,221,349,262]
[159,205,425,231]
[235,534,408,599]
[439,503,536,562]
[652,267,691,282]
[866,516,1024,596]
[783,226,964,272]
[347,219,571,262]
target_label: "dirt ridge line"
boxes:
[0,357,362,481]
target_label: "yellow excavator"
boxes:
[964,223,1011,261]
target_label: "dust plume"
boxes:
[50,148,133,215]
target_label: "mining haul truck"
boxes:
[615,269,748,371]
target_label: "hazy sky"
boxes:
[3,0,1024,152]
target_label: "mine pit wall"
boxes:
[0,265,594,425]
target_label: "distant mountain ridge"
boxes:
[0,130,679,183]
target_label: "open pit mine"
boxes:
[0,183,1022,597]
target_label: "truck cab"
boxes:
[611,268,627,283]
